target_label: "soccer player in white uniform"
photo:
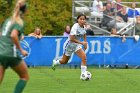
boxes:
[52,14,88,78]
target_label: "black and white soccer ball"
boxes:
[80,71,92,81]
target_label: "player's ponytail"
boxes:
[11,0,27,26]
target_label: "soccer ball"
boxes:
[80,71,92,81]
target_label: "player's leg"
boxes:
[75,48,87,74]
[0,55,6,85]
[57,40,72,64]
[11,60,29,93]
[52,42,72,70]
[60,55,70,64]
[52,55,70,70]
[0,65,5,85]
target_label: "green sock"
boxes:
[14,79,27,93]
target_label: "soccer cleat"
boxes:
[51,59,57,71]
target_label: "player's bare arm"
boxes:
[70,35,87,45]
[11,29,28,56]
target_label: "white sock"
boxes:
[81,65,87,74]
[54,59,60,65]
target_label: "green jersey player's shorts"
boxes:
[0,55,22,69]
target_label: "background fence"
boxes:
[23,36,140,66]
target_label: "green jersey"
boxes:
[0,18,24,57]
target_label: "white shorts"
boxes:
[63,41,82,56]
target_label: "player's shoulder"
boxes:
[12,22,24,31]
[11,21,24,33]
[72,23,79,28]
[73,23,78,26]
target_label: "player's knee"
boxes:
[21,76,29,81]
[20,73,29,81]
[26,74,29,81]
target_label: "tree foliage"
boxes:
[0,0,13,23]
[0,0,72,35]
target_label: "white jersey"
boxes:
[63,23,86,56]
[70,23,86,40]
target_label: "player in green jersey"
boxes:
[0,0,29,93]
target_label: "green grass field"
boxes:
[0,67,140,93]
